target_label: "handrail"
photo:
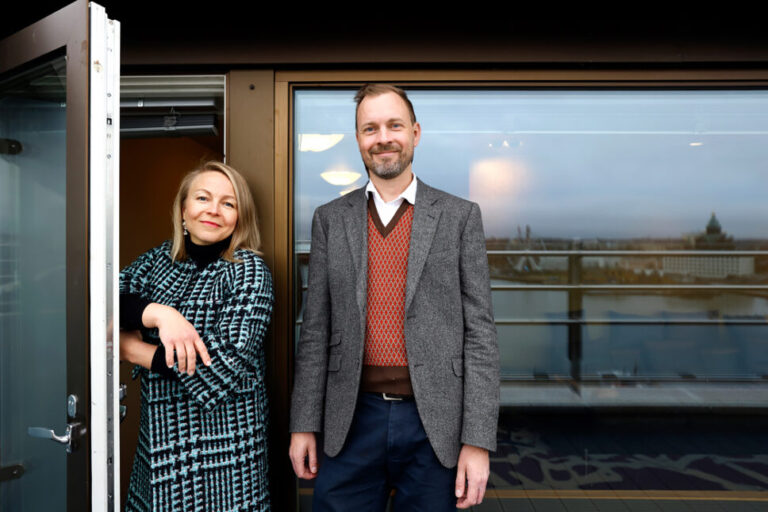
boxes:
[295,318,768,326]
[297,283,768,291]
[295,248,768,256]
[494,318,768,325]
[293,243,768,385]
[491,284,768,291]
[301,283,768,291]
[487,250,768,256]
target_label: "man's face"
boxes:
[356,92,421,180]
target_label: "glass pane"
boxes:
[294,88,768,386]
[293,86,768,511]
[498,325,570,378]
[0,56,67,510]
[293,87,768,237]
[582,291,768,378]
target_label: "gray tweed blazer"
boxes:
[289,179,499,468]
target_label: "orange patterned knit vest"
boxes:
[364,202,414,366]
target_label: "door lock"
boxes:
[27,422,87,454]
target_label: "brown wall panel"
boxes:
[115,19,768,67]
[226,71,275,266]
[226,70,296,509]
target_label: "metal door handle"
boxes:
[27,422,86,453]
[28,427,69,444]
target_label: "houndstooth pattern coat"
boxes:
[120,241,273,511]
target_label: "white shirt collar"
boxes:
[365,173,418,206]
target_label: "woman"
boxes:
[119,161,273,511]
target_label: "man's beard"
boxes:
[364,143,413,180]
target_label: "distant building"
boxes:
[663,213,754,278]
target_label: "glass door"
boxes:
[0,1,120,510]
[0,54,74,510]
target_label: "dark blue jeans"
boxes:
[313,393,456,511]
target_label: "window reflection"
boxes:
[294,88,768,388]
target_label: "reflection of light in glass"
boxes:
[339,185,360,196]
[490,139,521,150]
[469,158,528,233]
[299,133,344,152]
[321,166,362,186]
[690,142,703,147]
[470,158,527,200]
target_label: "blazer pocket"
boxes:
[427,248,454,261]
[328,353,342,372]
[452,357,463,377]
[329,332,342,347]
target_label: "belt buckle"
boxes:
[382,393,404,401]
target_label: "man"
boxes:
[289,83,499,510]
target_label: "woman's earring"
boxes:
[182,220,188,236]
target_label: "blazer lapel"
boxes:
[405,180,441,313]
[343,187,369,319]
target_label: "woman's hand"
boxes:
[119,330,155,369]
[142,303,212,375]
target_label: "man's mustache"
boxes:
[370,144,401,154]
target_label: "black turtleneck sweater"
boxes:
[119,235,232,376]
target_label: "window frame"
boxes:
[276,69,768,401]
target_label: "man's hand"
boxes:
[289,432,319,479]
[455,444,489,509]
[142,303,211,375]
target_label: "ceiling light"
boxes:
[321,167,361,186]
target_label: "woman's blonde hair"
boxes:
[170,161,262,262]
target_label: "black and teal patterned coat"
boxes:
[120,241,273,511]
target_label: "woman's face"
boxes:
[182,171,238,245]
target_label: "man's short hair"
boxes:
[354,83,417,129]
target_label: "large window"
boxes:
[294,87,768,392]
[289,83,768,510]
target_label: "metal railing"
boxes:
[294,246,768,385]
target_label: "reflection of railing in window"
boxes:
[491,249,768,385]
[295,247,768,385]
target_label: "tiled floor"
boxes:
[482,410,768,512]
[473,499,767,512]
